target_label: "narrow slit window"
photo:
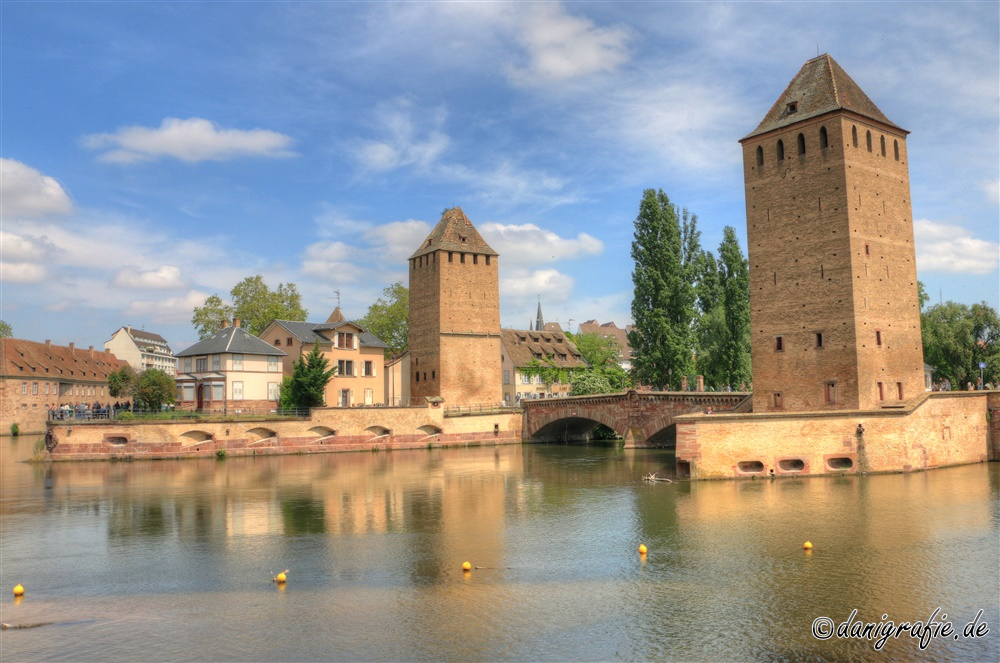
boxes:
[866,130,872,152]
[852,126,858,147]
[893,140,899,161]
[797,133,806,155]
[776,139,784,161]
[875,330,882,347]
[756,145,763,167]
[880,135,886,157]
[816,332,823,348]
[877,382,885,401]
[775,336,784,352]
[819,126,828,149]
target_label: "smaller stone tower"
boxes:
[408,207,502,405]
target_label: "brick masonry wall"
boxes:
[988,391,1000,461]
[676,392,989,480]
[743,114,923,413]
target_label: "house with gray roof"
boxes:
[174,319,286,412]
[260,308,389,407]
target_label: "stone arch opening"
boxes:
[180,430,213,446]
[308,426,336,438]
[529,415,624,444]
[418,425,442,436]
[247,427,277,441]
[366,426,391,438]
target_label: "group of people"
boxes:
[48,401,134,421]
[931,378,995,392]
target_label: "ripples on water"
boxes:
[1,439,997,661]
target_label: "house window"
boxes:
[363,360,374,377]
[504,370,511,385]
[824,381,836,404]
[875,330,882,347]
[212,355,220,371]
[338,360,354,376]
[183,384,195,401]
[364,388,373,405]
[773,392,783,409]
[521,372,531,384]
[45,383,50,395]
[233,381,244,400]
[337,332,354,349]
[286,337,293,346]
[268,356,279,372]
[212,384,224,401]
[233,354,243,370]
[184,358,192,373]
[815,332,823,349]
[775,336,784,352]
[21,382,27,394]
[196,358,208,372]
[32,382,38,395]
[268,382,279,401]
[274,339,281,346]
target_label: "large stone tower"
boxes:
[408,207,502,405]
[740,54,924,413]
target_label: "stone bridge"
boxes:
[522,389,750,446]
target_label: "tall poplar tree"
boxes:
[716,226,751,386]
[628,189,696,388]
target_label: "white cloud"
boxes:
[82,117,296,164]
[914,219,999,275]
[123,290,214,324]
[0,158,72,217]
[481,223,603,266]
[506,3,631,85]
[300,241,361,282]
[113,265,185,289]
[353,101,449,172]
[1,262,47,283]
[983,179,1000,205]
[364,220,432,263]
[501,267,575,301]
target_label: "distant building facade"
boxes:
[104,325,177,375]
[384,351,411,407]
[500,328,587,404]
[0,338,128,434]
[260,308,388,407]
[739,54,924,412]
[174,319,286,412]
[408,207,503,405]
[577,320,634,372]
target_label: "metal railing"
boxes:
[444,403,520,416]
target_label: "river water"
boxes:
[1,436,997,662]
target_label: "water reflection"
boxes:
[1,438,997,662]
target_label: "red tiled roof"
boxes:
[501,328,588,369]
[409,207,498,260]
[1,338,128,382]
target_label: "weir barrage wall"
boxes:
[45,405,522,460]
[676,391,991,480]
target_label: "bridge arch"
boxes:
[525,405,627,443]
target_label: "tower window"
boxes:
[772,392,783,409]
[819,126,828,149]
[787,101,798,114]
[866,130,872,152]
[775,336,784,352]
[473,254,478,265]
[776,139,785,161]
[460,253,466,263]
[852,126,858,147]
[756,145,763,167]
[816,332,823,349]
[824,381,836,404]
[893,140,899,161]
[875,330,882,347]
[486,255,491,265]
[880,135,886,157]
[896,382,903,400]
[797,133,806,155]
[448,252,453,263]
[865,244,870,256]
[432,370,436,380]
[877,382,885,401]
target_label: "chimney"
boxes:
[69,342,75,352]
[127,325,131,334]
[45,340,51,349]
[89,346,95,357]
[233,318,241,328]
[221,320,229,329]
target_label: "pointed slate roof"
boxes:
[409,206,498,260]
[325,307,346,324]
[176,324,287,357]
[743,54,904,140]
[535,299,545,332]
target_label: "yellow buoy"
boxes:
[462,561,472,571]
[13,584,24,596]
[638,544,648,555]
[273,569,289,583]
[803,541,813,550]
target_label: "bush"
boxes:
[118,412,134,421]
[10,422,19,436]
[215,449,227,460]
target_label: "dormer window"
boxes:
[787,101,798,114]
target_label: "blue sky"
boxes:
[2,1,997,355]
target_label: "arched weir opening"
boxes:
[529,417,623,444]
[180,430,213,446]
[418,425,442,436]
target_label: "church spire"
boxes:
[535,297,545,331]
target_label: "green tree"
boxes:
[570,370,613,396]
[568,332,631,393]
[358,282,409,357]
[108,365,139,401]
[192,275,307,339]
[0,320,12,338]
[282,343,336,409]
[628,189,697,388]
[922,301,1000,387]
[136,369,176,410]
[715,226,751,388]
